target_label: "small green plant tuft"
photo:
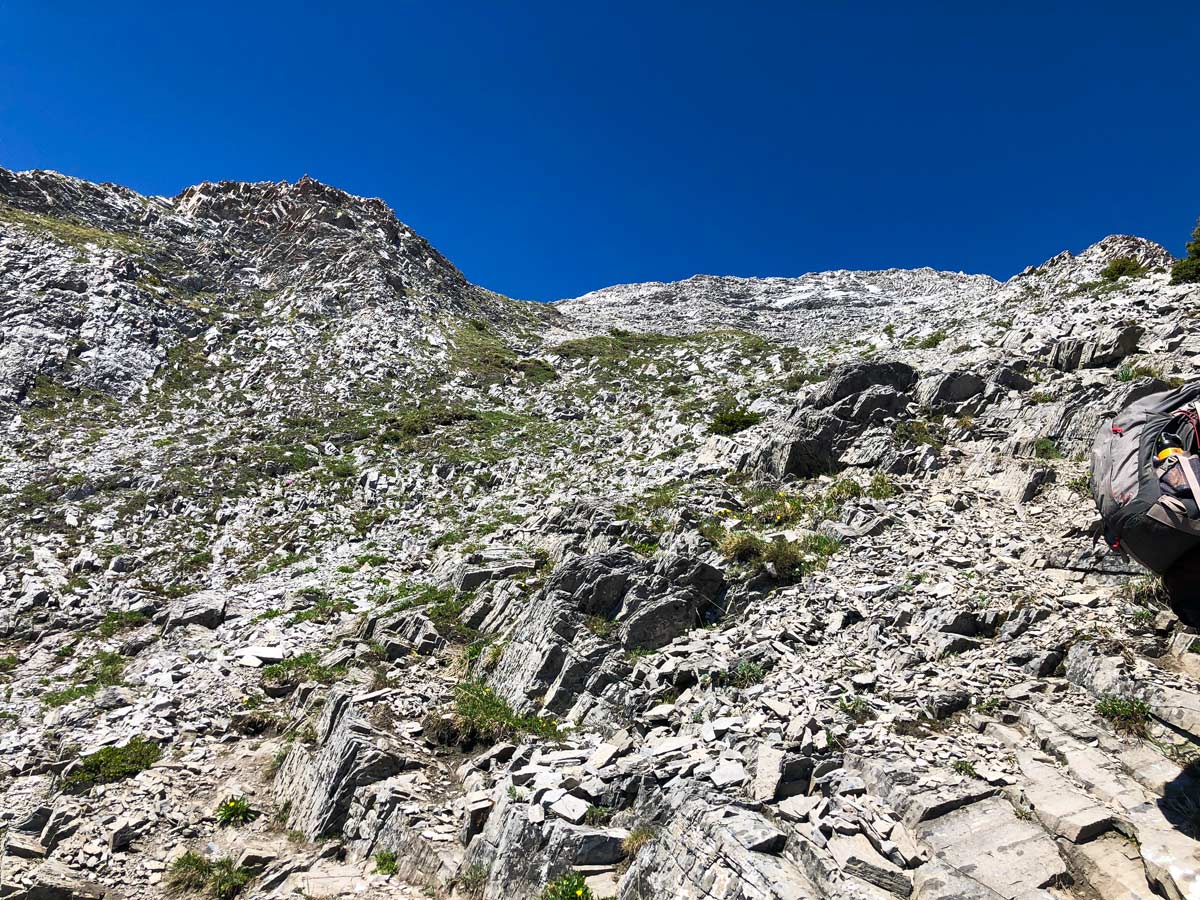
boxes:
[867,471,896,499]
[458,863,487,897]
[714,658,766,689]
[260,652,345,688]
[1032,437,1062,460]
[893,420,946,450]
[622,824,657,856]
[916,328,948,349]
[215,795,259,827]
[538,872,593,900]
[838,693,873,723]
[207,858,253,900]
[584,804,615,826]
[1170,217,1200,285]
[710,402,764,436]
[63,736,161,793]
[96,609,149,637]
[951,759,978,777]
[1100,257,1146,282]
[583,615,617,638]
[426,681,561,748]
[374,850,398,875]
[168,850,213,892]
[1095,694,1151,736]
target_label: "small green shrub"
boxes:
[824,478,863,504]
[64,736,161,792]
[1125,575,1166,608]
[951,759,978,777]
[1095,695,1151,735]
[893,420,946,450]
[96,610,149,637]
[426,681,560,748]
[168,850,213,892]
[796,533,840,571]
[719,659,766,688]
[761,537,805,577]
[539,873,593,900]
[710,402,763,436]
[622,824,657,856]
[782,367,826,391]
[1128,607,1156,627]
[260,652,345,687]
[1170,218,1200,285]
[426,591,480,644]
[838,693,873,723]
[1100,257,1146,282]
[917,329,948,349]
[583,615,617,638]
[374,850,398,875]
[287,590,353,625]
[458,863,487,897]
[215,795,259,827]
[1032,437,1062,460]
[1116,362,1165,383]
[867,472,896,499]
[207,858,253,900]
[1172,257,1200,285]
[719,531,766,563]
[584,805,615,826]
[44,650,127,708]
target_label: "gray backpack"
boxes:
[1092,383,1200,573]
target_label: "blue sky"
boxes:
[1,2,1197,300]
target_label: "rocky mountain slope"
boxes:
[2,166,1199,900]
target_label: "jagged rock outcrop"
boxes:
[485,550,726,721]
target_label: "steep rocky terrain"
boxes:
[1,166,1199,900]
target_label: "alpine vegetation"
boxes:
[1,167,1199,900]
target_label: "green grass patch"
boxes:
[43,650,126,708]
[710,402,763,436]
[426,681,562,748]
[260,652,345,687]
[539,872,594,900]
[0,202,150,256]
[893,420,947,450]
[1032,437,1062,460]
[167,851,252,900]
[1095,694,1151,736]
[287,590,354,625]
[96,610,149,637]
[64,736,161,793]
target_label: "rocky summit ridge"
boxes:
[1,165,1200,900]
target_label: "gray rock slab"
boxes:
[915,797,1069,896]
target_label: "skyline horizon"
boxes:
[2,160,1181,301]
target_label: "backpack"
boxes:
[1091,382,1200,574]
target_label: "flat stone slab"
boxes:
[1063,832,1157,900]
[1017,751,1113,842]
[915,796,1068,897]
[753,744,785,801]
[239,644,286,664]
[710,760,748,789]
[827,833,912,897]
[167,591,226,629]
[548,794,590,825]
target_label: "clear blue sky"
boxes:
[1,2,1197,300]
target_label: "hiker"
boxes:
[1092,386,1200,626]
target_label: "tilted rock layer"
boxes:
[1,166,1198,900]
